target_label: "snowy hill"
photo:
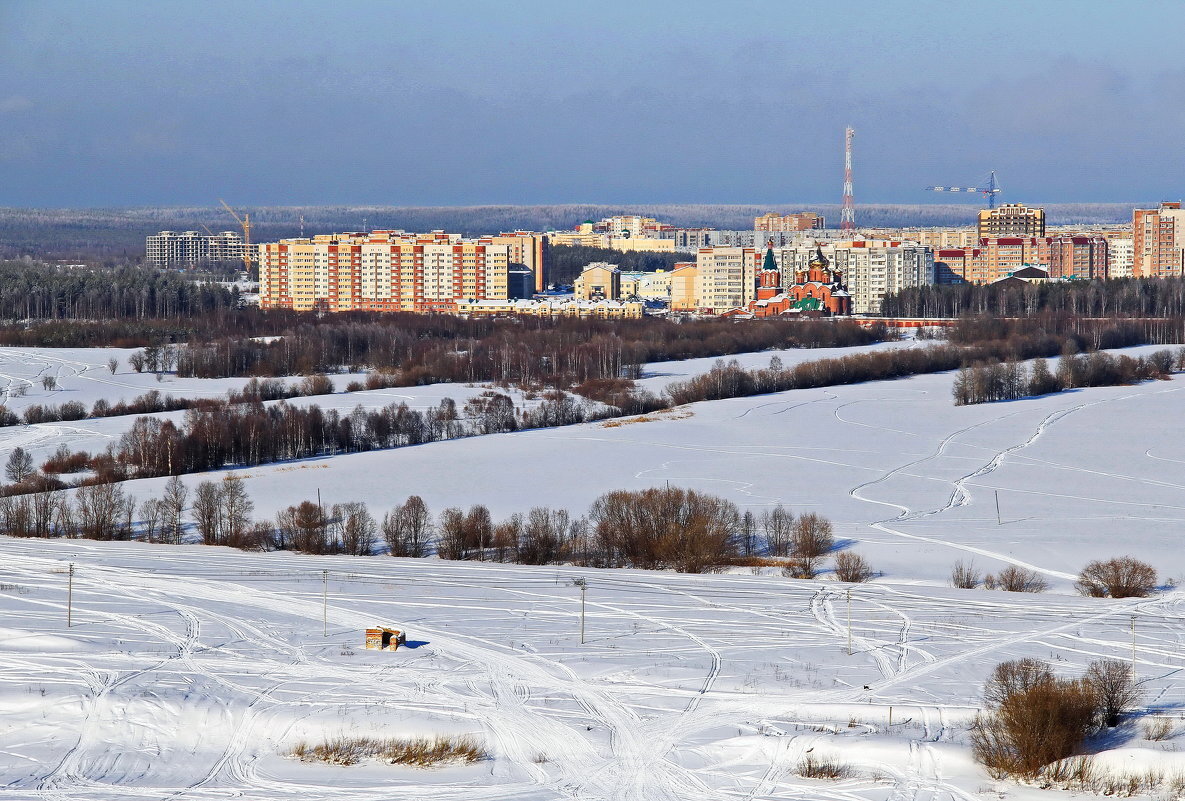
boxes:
[1,342,1185,799]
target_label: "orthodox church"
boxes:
[744,244,851,317]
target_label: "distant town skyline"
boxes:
[2,0,1183,207]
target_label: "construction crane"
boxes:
[924,171,1002,209]
[219,199,255,278]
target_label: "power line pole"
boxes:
[66,559,73,630]
[574,578,587,644]
[322,569,328,637]
[1131,616,1137,678]
[995,490,1002,525]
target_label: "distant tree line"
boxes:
[952,349,1182,405]
[547,244,694,286]
[665,316,1185,407]
[0,476,873,576]
[882,278,1185,319]
[0,261,238,321]
[167,317,882,385]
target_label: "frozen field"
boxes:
[1,342,1184,799]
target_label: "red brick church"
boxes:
[741,244,851,317]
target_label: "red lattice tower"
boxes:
[840,126,855,231]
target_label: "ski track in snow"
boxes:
[2,346,1185,800]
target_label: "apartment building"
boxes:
[146,230,243,268]
[754,212,825,232]
[574,262,621,300]
[773,242,934,314]
[694,247,758,312]
[455,298,643,319]
[935,236,1109,283]
[1109,238,1134,279]
[977,203,1046,239]
[490,231,549,292]
[1133,202,1185,278]
[258,230,509,313]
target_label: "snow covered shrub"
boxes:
[1075,557,1157,598]
[833,551,873,583]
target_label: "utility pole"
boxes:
[1131,616,1137,677]
[67,562,74,628]
[843,587,853,658]
[323,570,328,637]
[995,490,1002,525]
[574,578,587,644]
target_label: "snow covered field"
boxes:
[2,342,1185,799]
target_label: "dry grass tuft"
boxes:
[291,734,487,767]
[796,754,853,780]
[1144,716,1175,741]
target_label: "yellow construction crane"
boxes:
[219,199,255,278]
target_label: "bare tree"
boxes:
[5,447,33,484]
[382,495,432,557]
[160,475,188,544]
[790,512,834,573]
[41,375,57,391]
[191,480,224,545]
[75,482,129,540]
[219,473,254,546]
[1085,659,1141,728]
[437,507,467,560]
[139,497,164,543]
[761,505,795,556]
[464,504,493,559]
[335,501,376,556]
[107,357,118,375]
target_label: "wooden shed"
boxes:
[365,627,406,651]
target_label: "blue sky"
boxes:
[1,0,1182,207]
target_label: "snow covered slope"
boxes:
[2,342,1185,799]
[2,539,1181,801]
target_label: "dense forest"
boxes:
[547,244,694,285]
[0,261,238,321]
[882,278,1185,318]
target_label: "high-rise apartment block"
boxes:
[754,212,825,232]
[977,203,1046,239]
[257,231,509,313]
[694,247,759,312]
[772,242,934,314]
[146,230,243,268]
[1133,202,1185,278]
[933,236,1108,284]
[1108,238,1134,279]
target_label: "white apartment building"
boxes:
[695,247,757,312]
[1108,238,1134,279]
[775,241,934,314]
[146,230,244,268]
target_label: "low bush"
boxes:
[983,565,1048,593]
[291,734,487,767]
[1075,557,1158,598]
[950,559,981,589]
[833,551,874,583]
[796,754,853,780]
